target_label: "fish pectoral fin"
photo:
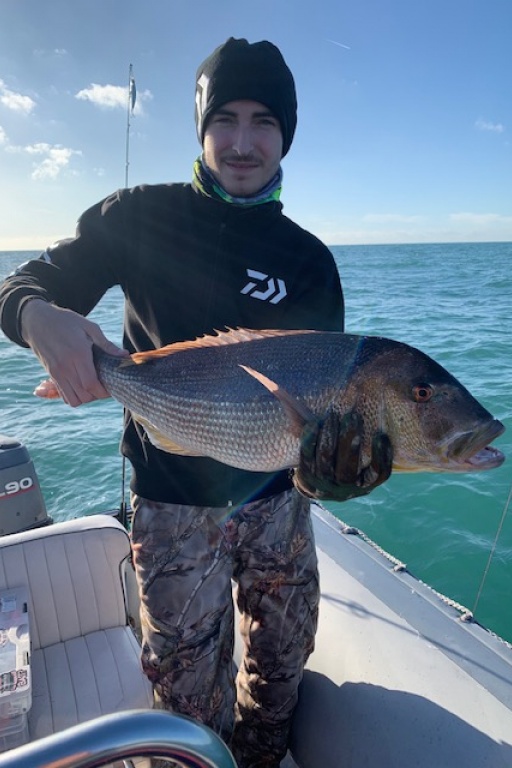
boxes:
[239,364,315,438]
[133,414,205,457]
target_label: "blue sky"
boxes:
[0,0,510,250]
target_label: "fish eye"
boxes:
[413,383,433,403]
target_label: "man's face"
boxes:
[203,100,283,197]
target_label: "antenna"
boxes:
[125,64,136,187]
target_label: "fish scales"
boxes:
[96,333,363,471]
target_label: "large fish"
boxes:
[89,328,504,475]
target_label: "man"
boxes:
[0,38,390,767]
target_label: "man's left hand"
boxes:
[292,410,393,502]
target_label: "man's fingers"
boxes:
[87,327,129,359]
[332,412,363,483]
[34,378,61,399]
[368,433,394,486]
[294,409,393,502]
[35,353,112,407]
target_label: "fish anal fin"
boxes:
[239,364,315,439]
[134,413,204,457]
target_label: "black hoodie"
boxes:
[0,183,344,506]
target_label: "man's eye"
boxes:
[258,118,277,127]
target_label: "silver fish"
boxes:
[92,328,505,475]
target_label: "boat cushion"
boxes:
[0,515,135,650]
[0,515,153,743]
[29,626,153,739]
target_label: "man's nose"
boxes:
[232,126,253,155]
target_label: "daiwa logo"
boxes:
[241,269,287,304]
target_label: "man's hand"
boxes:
[21,299,128,407]
[293,409,393,502]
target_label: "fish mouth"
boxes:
[393,418,506,473]
[444,419,506,472]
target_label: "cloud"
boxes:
[475,118,504,133]
[0,79,36,115]
[25,143,81,180]
[444,212,512,241]
[449,212,512,227]
[362,213,424,224]
[33,48,68,58]
[75,83,152,114]
[311,211,512,245]
[23,142,82,180]
[2,121,80,180]
[75,83,126,109]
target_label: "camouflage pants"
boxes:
[130,488,319,768]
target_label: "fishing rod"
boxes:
[472,476,512,618]
[119,452,128,530]
[118,63,137,526]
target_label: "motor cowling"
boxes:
[0,435,52,536]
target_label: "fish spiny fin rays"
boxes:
[124,328,318,366]
[239,364,316,439]
[133,413,205,457]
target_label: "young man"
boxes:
[0,38,390,767]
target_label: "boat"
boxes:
[0,434,510,767]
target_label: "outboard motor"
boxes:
[0,435,52,536]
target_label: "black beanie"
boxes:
[195,37,297,158]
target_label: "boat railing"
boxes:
[0,709,238,768]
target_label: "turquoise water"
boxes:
[0,243,511,641]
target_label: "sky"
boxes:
[0,0,510,250]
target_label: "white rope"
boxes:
[339,512,512,651]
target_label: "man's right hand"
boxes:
[21,299,128,407]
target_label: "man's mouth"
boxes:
[224,158,259,169]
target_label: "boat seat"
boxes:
[0,514,154,743]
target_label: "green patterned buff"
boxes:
[192,157,282,206]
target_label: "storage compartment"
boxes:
[0,587,31,722]
[0,713,28,753]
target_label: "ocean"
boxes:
[0,243,511,642]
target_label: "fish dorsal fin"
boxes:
[127,328,317,366]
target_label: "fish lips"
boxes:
[444,418,506,471]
